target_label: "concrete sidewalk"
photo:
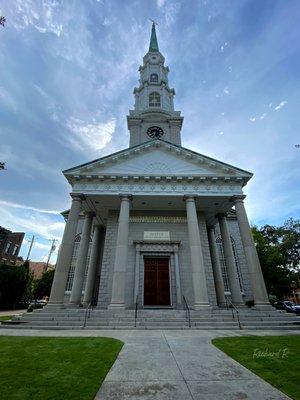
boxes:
[0,329,297,399]
[0,309,27,317]
[96,330,293,400]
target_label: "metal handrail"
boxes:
[134,295,138,328]
[225,296,242,329]
[83,302,93,328]
[182,295,191,328]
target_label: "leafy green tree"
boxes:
[0,262,32,310]
[32,269,54,299]
[252,219,300,299]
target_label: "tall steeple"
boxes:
[127,23,183,147]
[149,22,159,52]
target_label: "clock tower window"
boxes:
[149,92,160,107]
[150,73,158,83]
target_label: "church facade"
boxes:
[48,24,270,311]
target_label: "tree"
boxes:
[0,16,5,27]
[0,262,32,310]
[32,269,54,299]
[252,219,300,300]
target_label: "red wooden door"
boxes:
[144,258,170,306]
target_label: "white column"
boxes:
[69,211,94,305]
[109,195,131,309]
[207,226,226,306]
[48,194,82,306]
[233,196,270,307]
[218,214,244,306]
[82,225,101,307]
[185,196,210,309]
[174,246,182,306]
[134,245,140,302]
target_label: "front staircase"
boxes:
[1,307,300,330]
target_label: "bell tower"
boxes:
[127,22,183,147]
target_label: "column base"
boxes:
[108,302,126,310]
[194,303,212,310]
[45,302,65,309]
[232,302,247,308]
[67,302,83,308]
[253,302,273,311]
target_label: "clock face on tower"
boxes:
[147,126,164,139]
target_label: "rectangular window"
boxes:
[5,241,12,254]
[13,245,19,256]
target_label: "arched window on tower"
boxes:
[65,233,92,293]
[150,73,158,83]
[215,236,244,293]
[149,91,161,107]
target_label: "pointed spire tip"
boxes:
[149,20,159,52]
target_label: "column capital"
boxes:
[70,193,85,202]
[183,194,197,202]
[230,195,246,203]
[84,210,95,218]
[93,224,102,230]
[207,225,216,232]
[216,212,227,220]
[119,194,132,202]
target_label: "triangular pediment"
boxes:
[64,140,252,183]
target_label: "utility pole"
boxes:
[45,239,58,269]
[26,235,35,261]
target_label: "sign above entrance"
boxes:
[143,231,170,241]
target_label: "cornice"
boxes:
[68,174,247,185]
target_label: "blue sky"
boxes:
[0,0,299,263]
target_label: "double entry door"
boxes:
[143,257,171,306]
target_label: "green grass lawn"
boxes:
[0,336,123,400]
[0,315,13,322]
[213,335,300,400]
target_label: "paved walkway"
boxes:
[1,329,297,399]
[0,309,27,317]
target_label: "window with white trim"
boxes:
[13,245,19,256]
[216,236,244,292]
[149,91,160,107]
[5,241,12,254]
[65,234,91,293]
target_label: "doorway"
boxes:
[143,257,171,306]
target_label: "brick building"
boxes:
[0,226,24,265]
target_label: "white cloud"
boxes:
[66,117,115,152]
[156,0,166,8]
[0,207,64,243]
[0,200,60,215]
[218,131,224,135]
[6,0,64,36]
[0,86,18,112]
[220,42,228,52]
[260,113,267,120]
[223,87,229,95]
[274,101,287,111]
[249,117,256,122]
[34,242,52,250]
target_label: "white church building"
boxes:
[48,23,271,313]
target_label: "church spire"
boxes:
[149,21,159,52]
